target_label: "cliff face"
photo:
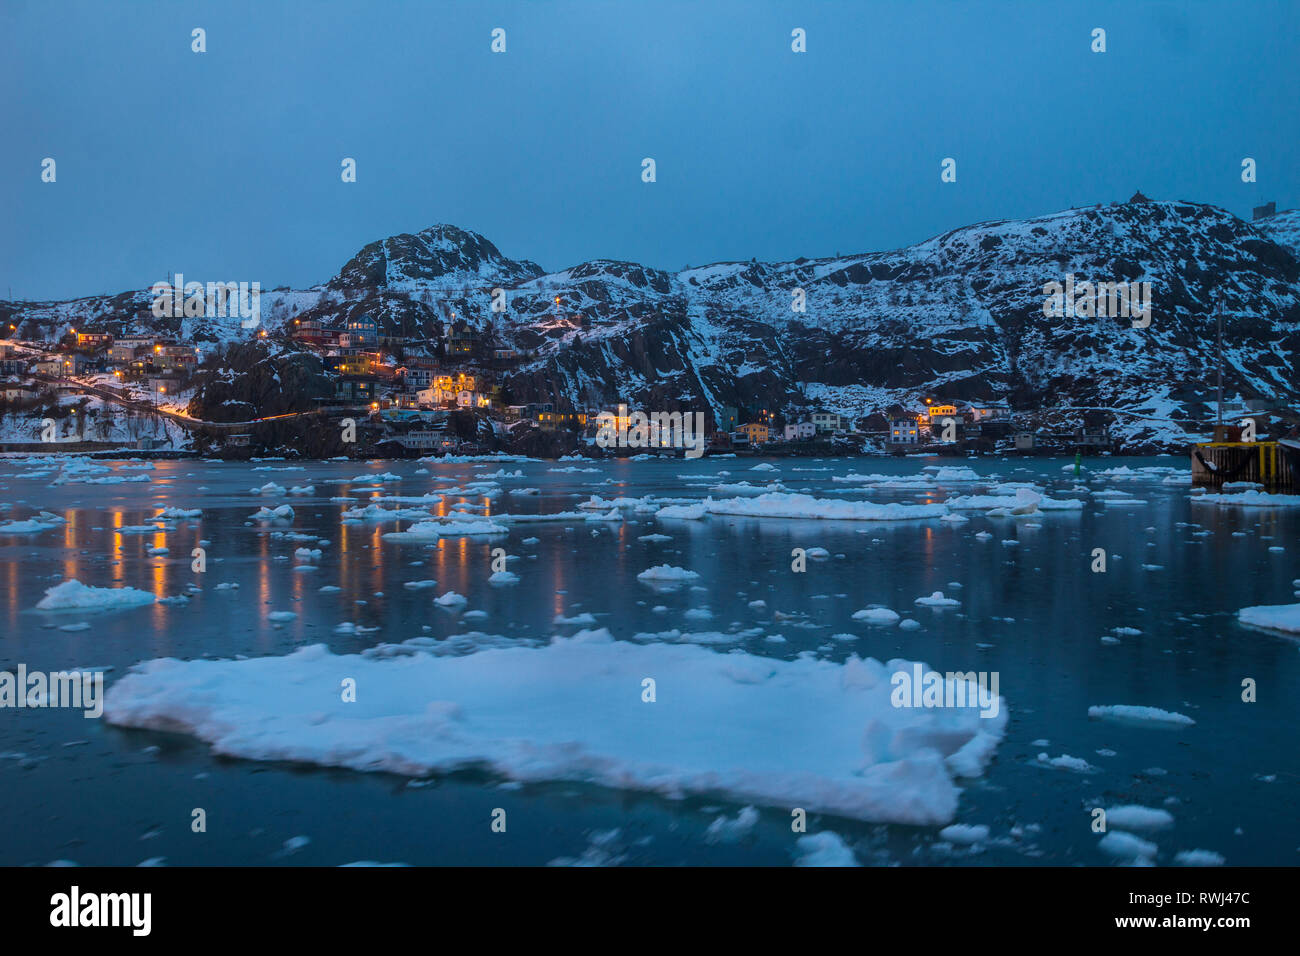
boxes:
[185,344,334,422]
[183,344,347,457]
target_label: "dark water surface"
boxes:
[1,453,1296,866]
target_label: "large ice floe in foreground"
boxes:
[103,630,1006,825]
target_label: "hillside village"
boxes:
[0,319,1038,457]
[3,196,1298,458]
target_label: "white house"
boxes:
[784,421,817,441]
[961,401,1010,422]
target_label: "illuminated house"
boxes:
[75,331,113,352]
[417,372,479,407]
[341,317,377,349]
[291,319,339,348]
[110,339,152,364]
[890,417,919,443]
[399,366,437,389]
[737,422,770,444]
[152,343,199,371]
[334,375,376,404]
[597,405,632,435]
[35,354,90,375]
[335,353,377,376]
[447,326,478,355]
[537,409,586,430]
[963,401,1010,422]
[921,402,959,423]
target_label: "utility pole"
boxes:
[1215,298,1224,439]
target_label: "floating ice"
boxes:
[1098,830,1158,861]
[655,503,708,520]
[250,505,294,521]
[383,518,506,541]
[938,823,989,845]
[1036,753,1098,773]
[156,507,201,519]
[0,511,66,533]
[434,591,468,608]
[1105,805,1174,831]
[102,635,1008,825]
[700,493,948,522]
[1088,705,1195,727]
[1193,491,1300,508]
[36,579,156,611]
[704,806,760,844]
[1237,603,1300,633]
[793,832,859,867]
[637,565,701,583]
[852,607,900,625]
[1174,849,1225,866]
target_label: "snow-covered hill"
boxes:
[5,195,1298,451]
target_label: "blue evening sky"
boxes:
[1,0,1295,299]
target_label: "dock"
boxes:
[1191,440,1300,492]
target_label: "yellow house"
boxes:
[433,372,476,393]
[737,422,770,444]
[537,410,587,430]
[336,355,375,376]
[418,372,479,406]
[924,403,958,422]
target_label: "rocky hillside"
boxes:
[6,197,1299,451]
[321,198,1300,449]
[1257,208,1300,260]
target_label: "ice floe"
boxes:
[102,634,1007,825]
[1237,603,1300,634]
[36,579,156,611]
[1088,705,1195,727]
